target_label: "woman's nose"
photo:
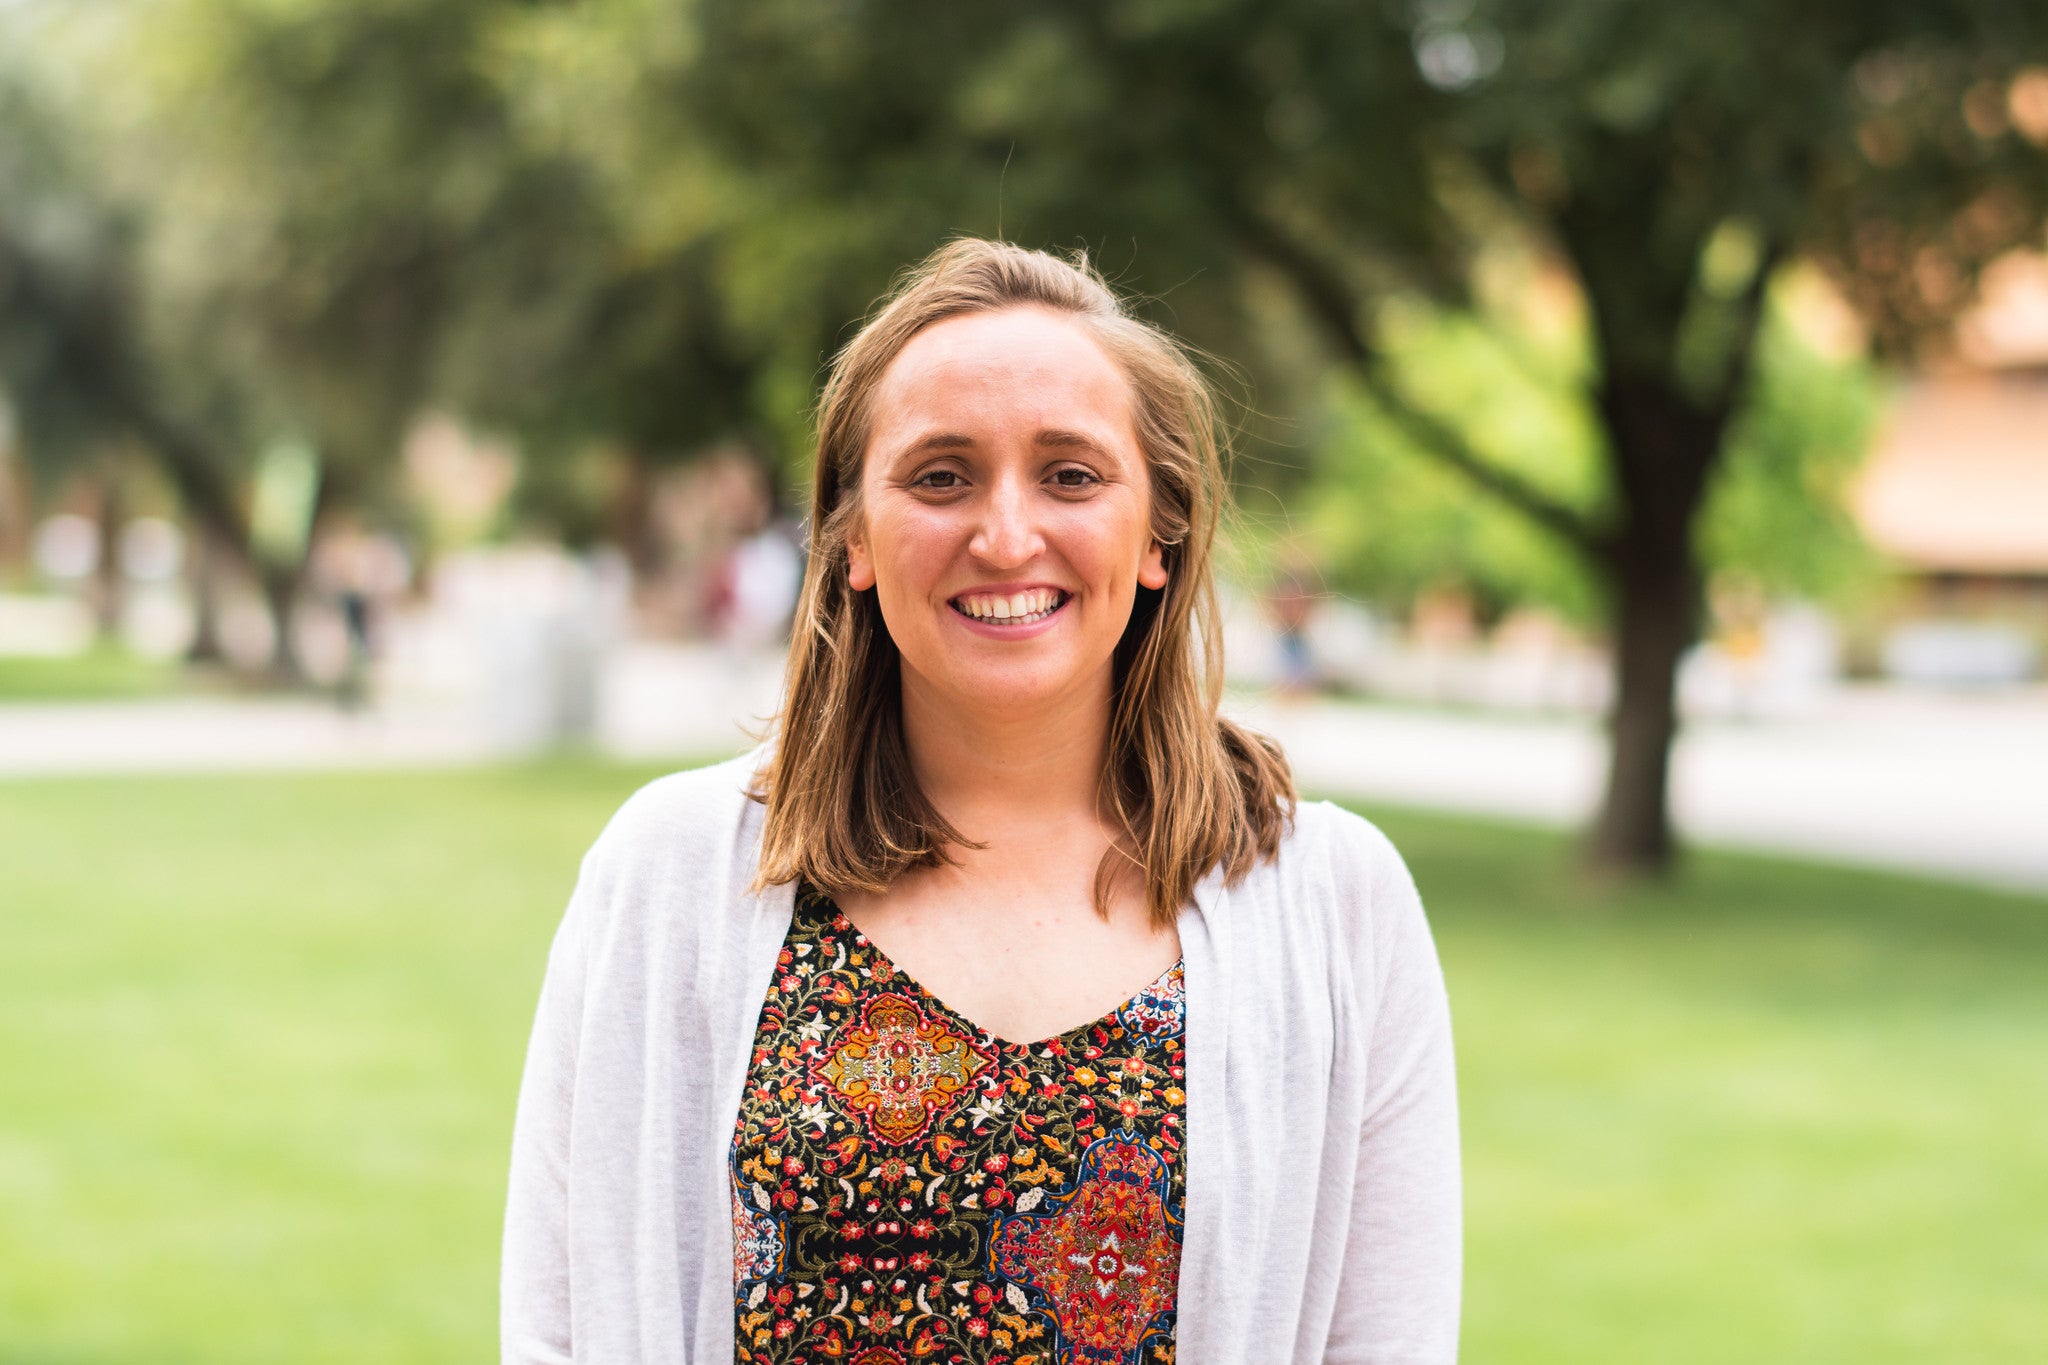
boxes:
[969,478,1042,567]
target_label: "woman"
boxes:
[502,239,1461,1364]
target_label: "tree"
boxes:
[19,0,829,655]
[1293,285,1884,634]
[0,63,271,659]
[664,0,2048,875]
[109,0,815,574]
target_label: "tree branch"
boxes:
[1712,240,1785,418]
[1353,366,1610,561]
[0,231,258,574]
[1228,202,1608,562]
[109,393,256,566]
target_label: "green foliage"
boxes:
[2,761,2044,1360]
[96,0,573,481]
[1293,286,1885,622]
[17,0,2039,522]
[0,60,147,482]
[1699,314,1888,606]
[1300,351,1605,622]
[6,0,2042,701]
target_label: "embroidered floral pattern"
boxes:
[991,1138,1181,1364]
[1115,970,1185,1041]
[814,992,998,1144]
[732,1182,784,1282]
[731,880,1186,1365]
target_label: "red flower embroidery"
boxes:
[993,1138,1181,1363]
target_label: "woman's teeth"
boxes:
[952,588,1065,624]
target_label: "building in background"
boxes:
[1853,252,2048,684]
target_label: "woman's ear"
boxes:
[847,530,876,591]
[1138,540,1169,591]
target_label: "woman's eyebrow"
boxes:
[893,431,977,463]
[890,428,1115,464]
[1035,429,1113,458]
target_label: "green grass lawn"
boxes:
[2,760,2042,1362]
[0,644,198,702]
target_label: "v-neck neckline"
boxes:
[799,881,1182,1053]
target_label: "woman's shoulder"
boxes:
[583,747,767,863]
[1287,796,1404,863]
[1235,797,1433,961]
[559,747,773,938]
[1271,798,1418,902]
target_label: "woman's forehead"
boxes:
[868,307,1139,453]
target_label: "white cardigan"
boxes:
[502,749,1461,1363]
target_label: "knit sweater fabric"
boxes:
[501,748,1462,1364]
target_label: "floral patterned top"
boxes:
[730,879,1188,1365]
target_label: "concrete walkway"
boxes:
[1228,689,2048,894]
[0,695,501,774]
[2,643,2042,894]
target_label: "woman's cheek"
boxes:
[886,509,961,584]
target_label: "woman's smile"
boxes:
[947,586,1072,631]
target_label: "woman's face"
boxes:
[848,305,1168,720]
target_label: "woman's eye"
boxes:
[913,470,963,490]
[1052,467,1099,489]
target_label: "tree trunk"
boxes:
[259,561,308,685]
[183,522,227,664]
[607,448,664,581]
[0,444,30,581]
[90,467,126,644]
[259,457,346,687]
[1588,541,1700,874]
[1584,374,1721,877]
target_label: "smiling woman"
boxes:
[851,305,1165,704]
[501,240,1462,1365]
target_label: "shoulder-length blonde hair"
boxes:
[752,238,1293,930]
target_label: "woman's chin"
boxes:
[912,656,1109,719]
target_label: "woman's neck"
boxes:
[898,664,1112,836]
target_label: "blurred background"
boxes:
[2,0,2044,1360]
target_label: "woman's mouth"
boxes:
[948,587,1069,626]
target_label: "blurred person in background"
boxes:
[1269,551,1324,698]
[502,240,1462,1364]
[309,516,410,711]
[708,509,805,650]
